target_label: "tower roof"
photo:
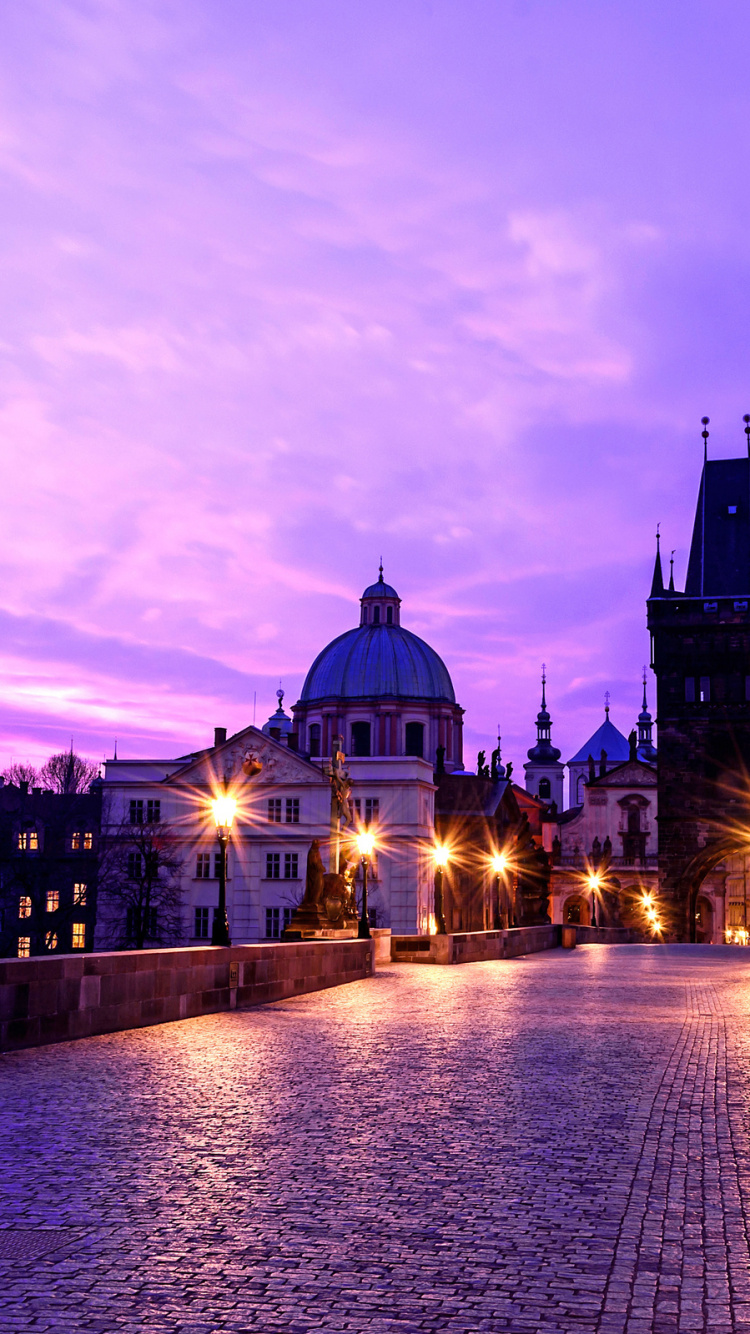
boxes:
[685,457,750,597]
[567,714,630,766]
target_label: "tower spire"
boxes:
[669,549,675,592]
[541,663,547,710]
[650,524,664,597]
[637,666,657,761]
[744,414,750,457]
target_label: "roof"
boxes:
[685,457,750,597]
[567,716,630,766]
[300,624,456,703]
[362,579,399,600]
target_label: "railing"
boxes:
[553,855,658,869]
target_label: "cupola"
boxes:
[360,563,401,627]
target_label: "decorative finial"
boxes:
[276,683,284,708]
[701,415,710,462]
[669,549,675,591]
[541,663,547,710]
[378,557,383,583]
[642,666,648,709]
[656,522,660,551]
[604,689,611,717]
[114,738,118,760]
[744,414,750,457]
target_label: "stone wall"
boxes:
[0,939,374,1053]
[574,925,647,944]
[390,925,560,963]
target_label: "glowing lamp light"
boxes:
[588,874,601,891]
[491,853,508,875]
[433,845,450,869]
[356,831,376,859]
[211,795,236,831]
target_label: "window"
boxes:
[405,722,424,758]
[309,724,321,757]
[127,852,142,879]
[45,932,57,951]
[147,800,161,823]
[576,775,586,804]
[386,606,393,624]
[71,831,81,850]
[265,907,294,939]
[267,799,282,823]
[18,830,38,851]
[18,896,31,919]
[266,853,280,879]
[196,852,211,878]
[365,798,379,826]
[284,853,299,879]
[72,923,86,949]
[73,883,87,906]
[373,606,381,624]
[700,676,711,703]
[285,798,299,824]
[130,799,143,824]
[685,677,696,702]
[194,907,209,939]
[538,778,551,800]
[351,721,371,757]
[83,831,93,851]
[17,937,30,959]
[46,890,59,913]
[126,908,156,938]
[729,505,738,515]
[213,852,223,879]
[368,909,377,927]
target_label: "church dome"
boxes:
[299,571,456,704]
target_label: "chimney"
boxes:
[214,727,227,747]
[20,780,28,796]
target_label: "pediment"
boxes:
[593,760,656,788]
[168,726,327,788]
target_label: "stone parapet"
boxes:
[390,925,560,963]
[0,939,374,1053]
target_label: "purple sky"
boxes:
[1,0,749,776]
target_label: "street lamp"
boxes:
[211,793,236,947]
[356,830,376,939]
[490,852,508,930]
[433,845,449,935]
[588,872,600,927]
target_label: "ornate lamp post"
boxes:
[433,845,449,934]
[211,794,236,947]
[356,830,375,939]
[490,853,508,929]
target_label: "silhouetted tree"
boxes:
[97,816,185,949]
[39,748,99,794]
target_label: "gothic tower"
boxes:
[647,419,750,939]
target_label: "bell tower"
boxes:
[524,666,565,810]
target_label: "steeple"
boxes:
[669,550,675,593]
[526,665,561,763]
[637,667,657,762]
[650,526,664,597]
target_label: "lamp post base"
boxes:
[211,912,231,948]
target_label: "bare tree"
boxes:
[39,749,100,795]
[2,762,39,787]
[97,817,185,949]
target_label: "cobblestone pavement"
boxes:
[3,946,750,1333]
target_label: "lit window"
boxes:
[129,799,143,824]
[73,883,87,906]
[17,937,30,959]
[700,676,711,703]
[45,932,57,950]
[284,852,299,879]
[46,890,59,913]
[196,852,212,879]
[18,896,32,919]
[72,923,86,949]
[83,831,93,851]
[194,907,209,939]
[285,798,299,824]
[266,853,280,879]
[267,799,282,823]
[18,830,38,851]
[146,800,160,823]
[71,831,81,850]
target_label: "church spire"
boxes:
[526,665,561,762]
[650,525,664,597]
[669,550,675,593]
[637,666,657,762]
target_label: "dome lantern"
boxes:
[360,562,401,627]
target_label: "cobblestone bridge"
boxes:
[3,945,750,1333]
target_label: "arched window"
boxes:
[309,724,321,758]
[386,606,393,624]
[405,722,424,758]
[373,606,380,624]
[538,777,551,800]
[351,722,371,757]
